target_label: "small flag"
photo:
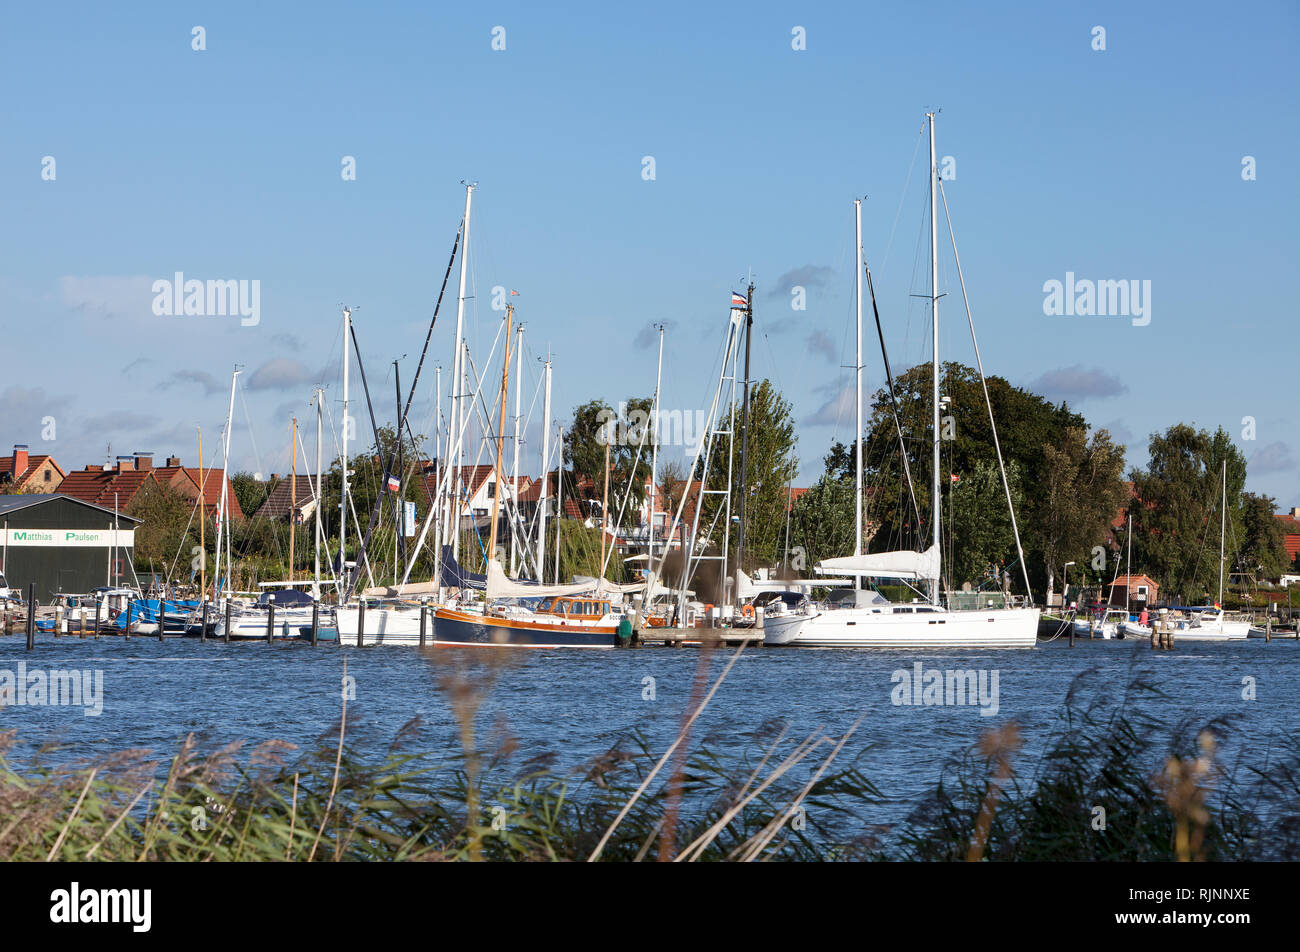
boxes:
[730,291,747,309]
[951,473,961,484]
[386,474,400,492]
[510,289,519,296]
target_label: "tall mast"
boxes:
[928,111,942,605]
[451,183,475,561]
[599,440,611,582]
[647,326,664,593]
[215,368,239,600]
[314,388,323,595]
[1125,513,1132,613]
[487,304,513,567]
[197,426,205,597]
[1219,457,1227,606]
[289,416,297,581]
[554,426,564,584]
[433,366,443,595]
[535,356,552,580]
[339,306,351,589]
[510,320,524,574]
[734,282,754,608]
[854,198,864,558]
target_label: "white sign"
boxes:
[4,529,135,548]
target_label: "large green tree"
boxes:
[1031,426,1129,603]
[563,397,655,528]
[1237,492,1290,582]
[1130,424,1247,603]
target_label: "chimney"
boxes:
[166,456,181,467]
[1292,507,1300,519]
[133,451,154,471]
[11,444,28,479]
[116,455,135,472]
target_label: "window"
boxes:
[43,469,51,482]
[486,481,495,498]
[1137,586,1148,597]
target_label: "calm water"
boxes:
[2,632,1297,832]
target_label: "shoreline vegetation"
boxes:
[3,648,1297,862]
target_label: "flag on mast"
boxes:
[730,291,747,309]
[386,473,400,492]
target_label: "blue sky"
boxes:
[2,1,1296,506]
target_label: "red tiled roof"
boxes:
[1277,513,1300,560]
[57,468,157,510]
[0,453,64,489]
[256,475,316,519]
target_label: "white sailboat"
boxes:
[764,114,1039,649]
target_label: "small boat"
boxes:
[211,589,325,640]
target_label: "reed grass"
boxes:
[1,658,1296,862]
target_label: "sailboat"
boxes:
[763,114,1039,649]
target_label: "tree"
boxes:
[1031,426,1129,602]
[563,397,655,527]
[728,379,799,568]
[232,471,272,518]
[127,482,203,580]
[788,472,856,572]
[1130,424,1247,603]
[1237,493,1289,582]
[948,459,1023,588]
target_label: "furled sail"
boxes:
[814,544,940,580]
[485,559,596,600]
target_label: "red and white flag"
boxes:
[386,474,400,492]
[730,291,747,309]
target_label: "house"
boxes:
[1276,509,1300,568]
[418,462,522,530]
[1108,574,1159,608]
[59,453,244,521]
[0,444,66,493]
[256,475,317,523]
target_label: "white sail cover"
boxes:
[485,560,595,600]
[815,544,941,580]
[361,580,436,597]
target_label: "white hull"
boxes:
[335,605,430,645]
[214,608,320,640]
[1071,619,1118,639]
[763,606,1040,648]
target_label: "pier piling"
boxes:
[201,601,209,643]
[93,599,101,639]
[357,599,365,648]
[419,603,427,646]
[224,601,232,645]
[267,603,275,644]
[311,602,319,646]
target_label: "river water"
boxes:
[2,633,1296,837]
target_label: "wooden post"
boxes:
[419,603,427,646]
[123,600,131,641]
[1088,615,1095,640]
[224,601,232,644]
[54,604,63,638]
[1266,616,1272,642]
[311,601,319,647]
[1150,610,1160,648]
[79,606,86,639]
[201,600,209,643]
[357,599,365,647]
[93,598,101,640]
[25,583,35,650]
[157,598,165,641]
[267,601,275,644]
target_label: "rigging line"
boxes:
[880,123,925,275]
[402,220,463,425]
[937,177,1032,603]
[864,249,923,536]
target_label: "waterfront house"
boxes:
[0,444,66,494]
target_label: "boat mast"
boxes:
[928,111,942,605]
[314,388,323,596]
[450,183,475,562]
[554,426,564,584]
[339,306,351,590]
[433,365,442,596]
[510,320,524,575]
[536,355,552,580]
[1125,513,1132,614]
[647,326,664,595]
[215,368,239,600]
[1219,457,1226,606]
[854,198,864,559]
[487,304,513,568]
[734,282,754,608]
[289,416,297,581]
[197,425,205,596]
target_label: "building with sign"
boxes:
[0,494,142,601]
